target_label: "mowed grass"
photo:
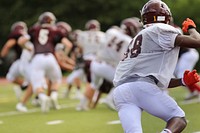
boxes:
[0,81,200,133]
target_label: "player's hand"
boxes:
[182,69,200,86]
[182,18,196,33]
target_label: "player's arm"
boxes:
[63,55,75,66]
[175,18,200,48]
[17,34,32,51]
[61,37,73,55]
[0,39,16,64]
[58,61,74,71]
[168,70,200,88]
[1,39,16,57]
[55,52,74,71]
[168,79,183,88]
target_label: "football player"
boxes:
[99,17,142,110]
[75,19,106,110]
[55,23,84,100]
[78,17,143,109]
[112,0,200,132]
[55,21,75,71]
[18,12,73,113]
[0,21,33,102]
[64,38,85,99]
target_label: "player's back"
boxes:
[114,23,181,89]
[97,28,131,67]
[29,25,63,55]
[77,30,106,60]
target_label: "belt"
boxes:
[116,75,158,87]
[146,75,158,84]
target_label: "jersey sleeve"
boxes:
[157,25,180,50]
[8,31,22,40]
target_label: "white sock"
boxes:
[38,93,47,101]
[79,96,89,107]
[51,91,58,100]
[160,129,172,133]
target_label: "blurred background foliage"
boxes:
[0,0,200,76]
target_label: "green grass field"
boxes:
[0,80,200,133]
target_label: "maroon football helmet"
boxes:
[141,0,171,25]
[11,21,27,33]
[56,21,72,36]
[69,29,82,42]
[120,17,142,37]
[38,11,56,25]
[85,19,100,31]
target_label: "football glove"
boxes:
[182,69,200,86]
[182,18,196,33]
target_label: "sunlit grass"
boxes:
[0,81,200,133]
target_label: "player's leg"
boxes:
[91,79,114,109]
[91,61,115,83]
[90,90,102,108]
[102,87,116,110]
[113,82,143,133]
[30,55,50,113]
[16,84,33,112]
[7,60,28,89]
[89,61,115,108]
[31,74,50,113]
[6,60,28,100]
[137,82,186,133]
[49,81,61,110]
[118,104,143,133]
[47,55,62,110]
[76,82,94,111]
[73,77,83,98]
[160,117,187,133]
[65,69,84,98]
[76,60,94,111]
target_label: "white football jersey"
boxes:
[76,30,106,60]
[96,28,132,67]
[113,23,181,89]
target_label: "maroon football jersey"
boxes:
[29,25,66,55]
[7,30,24,59]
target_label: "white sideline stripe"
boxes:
[107,120,121,125]
[0,120,3,124]
[46,120,64,125]
[0,103,76,117]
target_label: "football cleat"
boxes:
[16,103,28,112]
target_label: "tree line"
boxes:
[0,0,200,76]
